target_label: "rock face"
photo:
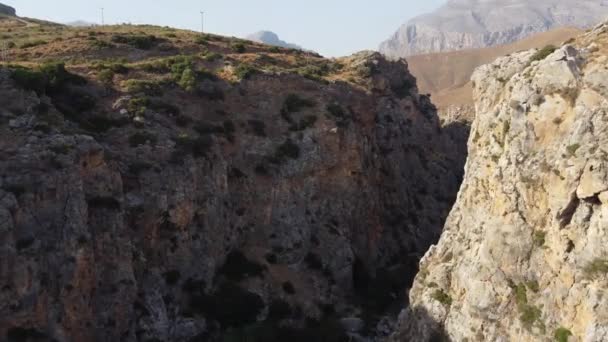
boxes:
[380,0,608,57]
[0,3,16,16]
[391,22,608,341]
[0,41,464,340]
[246,31,301,50]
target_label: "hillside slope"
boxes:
[380,0,607,57]
[0,18,465,342]
[408,27,582,113]
[391,21,608,342]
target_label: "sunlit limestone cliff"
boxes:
[391,21,608,342]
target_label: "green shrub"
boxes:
[326,103,346,118]
[289,115,317,131]
[203,51,223,62]
[566,143,581,156]
[111,34,159,49]
[194,35,208,45]
[530,45,557,62]
[123,79,163,96]
[513,283,544,332]
[554,327,573,342]
[431,289,452,306]
[270,139,300,164]
[533,231,546,247]
[20,39,47,49]
[94,62,129,74]
[282,94,316,114]
[234,64,257,80]
[172,134,214,161]
[98,69,115,85]
[232,42,246,53]
[127,97,149,116]
[218,250,266,281]
[128,131,157,147]
[178,67,197,92]
[10,62,85,94]
[90,39,114,49]
[583,259,608,279]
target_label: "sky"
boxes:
[2,0,445,57]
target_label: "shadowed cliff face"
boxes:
[392,21,608,342]
[0,27,465,341]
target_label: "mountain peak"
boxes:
[246,30,301,50]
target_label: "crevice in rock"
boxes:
[557,193,580,228]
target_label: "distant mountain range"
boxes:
[380,0,608,57]
[246,31,301,50]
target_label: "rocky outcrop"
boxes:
[246,31,301,50]
[0,3,15,16]
[391,21,608,341]
[380,0,608,57]
[0,48,463,341]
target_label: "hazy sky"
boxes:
[3,0,445,57]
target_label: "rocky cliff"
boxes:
[391,21,608,342]
[0,3,15,16]
[0,21,464,342]
[380,0,608,57]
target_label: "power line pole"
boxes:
[200,11,204,34]
[100,7,105,26]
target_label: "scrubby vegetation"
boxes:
[218,250,266,281]
[583,258,608,279]
[554,327,573,342]
[234,63,257,80]
[111,34,161,49]
[9,61,86,95]
[512,282,545,332]
[270,139,301,164]
[282,94,316,114]
[530,45,557,62]
[431,289,452,306]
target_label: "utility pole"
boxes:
[200,11,204,34]
[100,7,105,26]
